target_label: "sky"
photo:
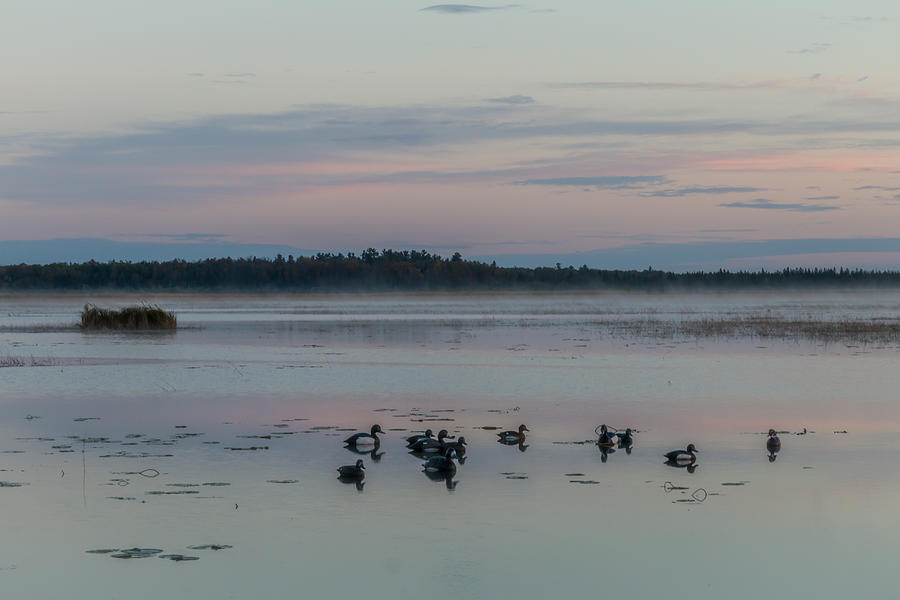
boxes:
[2,1,900,270]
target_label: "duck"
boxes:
[596,424,615,447]
[336,459,365,479]
[409,429,454,453]
[617,428,634,453]
[664,443,697,463]
[441,436,467,456]
[405,429,434,446]
[497,424,529,444]
[766,429,781,452]
[343,424,383,447]
[422,447,458,474]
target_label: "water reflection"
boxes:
[598,445,615,462]
[664,460,698,473]
[344,445,384,462]
[423,470,458,490]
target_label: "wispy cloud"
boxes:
[805,195,840,200]
[786,43,831,55]
[485,95,535,104]
[136,233,231,242]
[643,185,766,197]
[421,4,517,14]
[719,198,840,212]
[855,185,900,191]
[514,176,668,189]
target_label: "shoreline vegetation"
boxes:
[80,304,177,330]
[2,250,900,291]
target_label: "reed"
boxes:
[79,304,177,330]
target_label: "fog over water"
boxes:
[1,292,899,599]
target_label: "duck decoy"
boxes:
[405,429,434,446]
[596,424,615,447]
[336,459,365,479]
[766,429,781,452]
[664,443,697,463]
[423,447,458,474]
[440,436,467,456]
[343,424,383,447]
[617,428,634,453]
[497,424,529,444]
[409,429,453,453]
[767,429,781,462]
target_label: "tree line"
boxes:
[2,249,900,291]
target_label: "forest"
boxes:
[2,249,900,291]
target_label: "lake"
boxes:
[2,290,900,599]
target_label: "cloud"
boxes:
[854,185,900,191]
[643,185,766,197]
[421,4,517,13]
[224,72,256,78]
[513,176,668,189]
[786,43,831,54]
[805,195,840,200]
[485,95,535,104]
[719,198,839,212]
[135,233,231,242]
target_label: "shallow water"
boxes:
[1,291,900,599]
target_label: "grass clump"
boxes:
[80,304,177,330]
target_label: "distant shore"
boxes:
[3,251,900,292]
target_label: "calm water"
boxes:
[2,291,900,599]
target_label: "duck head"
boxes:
[370,424,384,436]
[518,424,529,434]
[768,428,777,437]
[423,429,433,438]
[437,429,453,440]
[686,443,698,453]
[355,459,365,470]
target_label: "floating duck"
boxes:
[405,429,434,446]
[343,424,384,447]
[336,459,365,479]
[410,429,454,453]
[497,424,529,444]
[664,443,697,463]
[441,436,467,456]
[766,429,781,452]
[617,428,634,453]
[596,424,615,447]
[423,447,459,474]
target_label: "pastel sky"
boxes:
[2,1,900,268]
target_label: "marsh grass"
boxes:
[600,315,900,343]
[80,304,177,330]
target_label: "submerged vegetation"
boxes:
[80,304,177,330]
[2,249,900,291]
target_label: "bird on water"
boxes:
[423,447,459,475]
[405,429,434,446]
[336,459,365,479]
[497,424,529,444]
[664,443,698,463]
[343,424,384,447]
